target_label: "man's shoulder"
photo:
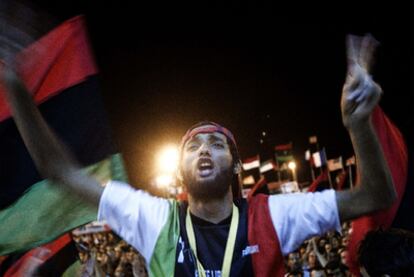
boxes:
[102,180,175,210]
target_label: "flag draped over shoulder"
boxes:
[347,107,408,275]
[0,15,128,255]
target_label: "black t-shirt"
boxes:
[174,199,254,277]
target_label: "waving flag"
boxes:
[0,234,80,276]
[347,107,408,275]
[312,148,327,168]
[242,155,260,171]
[0,15,128,255]
[260,159,276,173]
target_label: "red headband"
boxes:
[180,123,237,148]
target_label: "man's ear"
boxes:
[233,162,242,174]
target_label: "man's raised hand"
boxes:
[341,34,382,130]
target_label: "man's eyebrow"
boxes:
[186,136,201,145]
[208,134,226,143]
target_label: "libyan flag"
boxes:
[0,234,81,276]
[0,15,128,256]
[347,107,408,275]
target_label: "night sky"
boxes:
[22,1,414,188]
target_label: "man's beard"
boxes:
[182,165,233,201]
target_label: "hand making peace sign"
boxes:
[341,34,382,130]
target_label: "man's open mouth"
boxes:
[197,158,214,177]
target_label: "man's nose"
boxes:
[199,143,211,156]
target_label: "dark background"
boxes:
[24,1,414,188]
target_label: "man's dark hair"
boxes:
[358,228,414,276]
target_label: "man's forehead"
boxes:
[191,124,223,135]
[187,130,227,142]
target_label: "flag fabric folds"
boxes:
[347,107,408,275]
[0,15,128,256]
[247,177,267,200]
[274,142,292,151]
[0,234,79,276]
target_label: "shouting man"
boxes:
[1,33,396,276]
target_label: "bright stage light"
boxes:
[157,145,179,173]
[155,175,173,188]
[288,161,296,170]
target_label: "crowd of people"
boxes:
[72,228,148,277]
[284,222,352,277]
[71,220,353,277]
[71,212,414,277]
[71,221,353,277]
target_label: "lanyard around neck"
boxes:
[186,204,239,277]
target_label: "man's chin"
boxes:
[183,167,233,201]
[195,173,216,183]
[186,179,230,201]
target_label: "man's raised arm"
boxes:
[336,34,396,221]
[2,66,104,205]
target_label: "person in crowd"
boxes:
[286,252,304,276]
[358,228,414,277]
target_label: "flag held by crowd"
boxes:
[312,148,327,168]
[347,107,408,275]
[275,142,293,163]
[242,155,260,171]
[259,159,276,173]
[305,150,311,161]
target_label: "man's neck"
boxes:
[188,190,233,224]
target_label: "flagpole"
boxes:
[348,164,354,189]
[322,148,333,189]
[316,142,322,176]
[327,169,333,189]
[275,157,281,182]
[310,165,315,181]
